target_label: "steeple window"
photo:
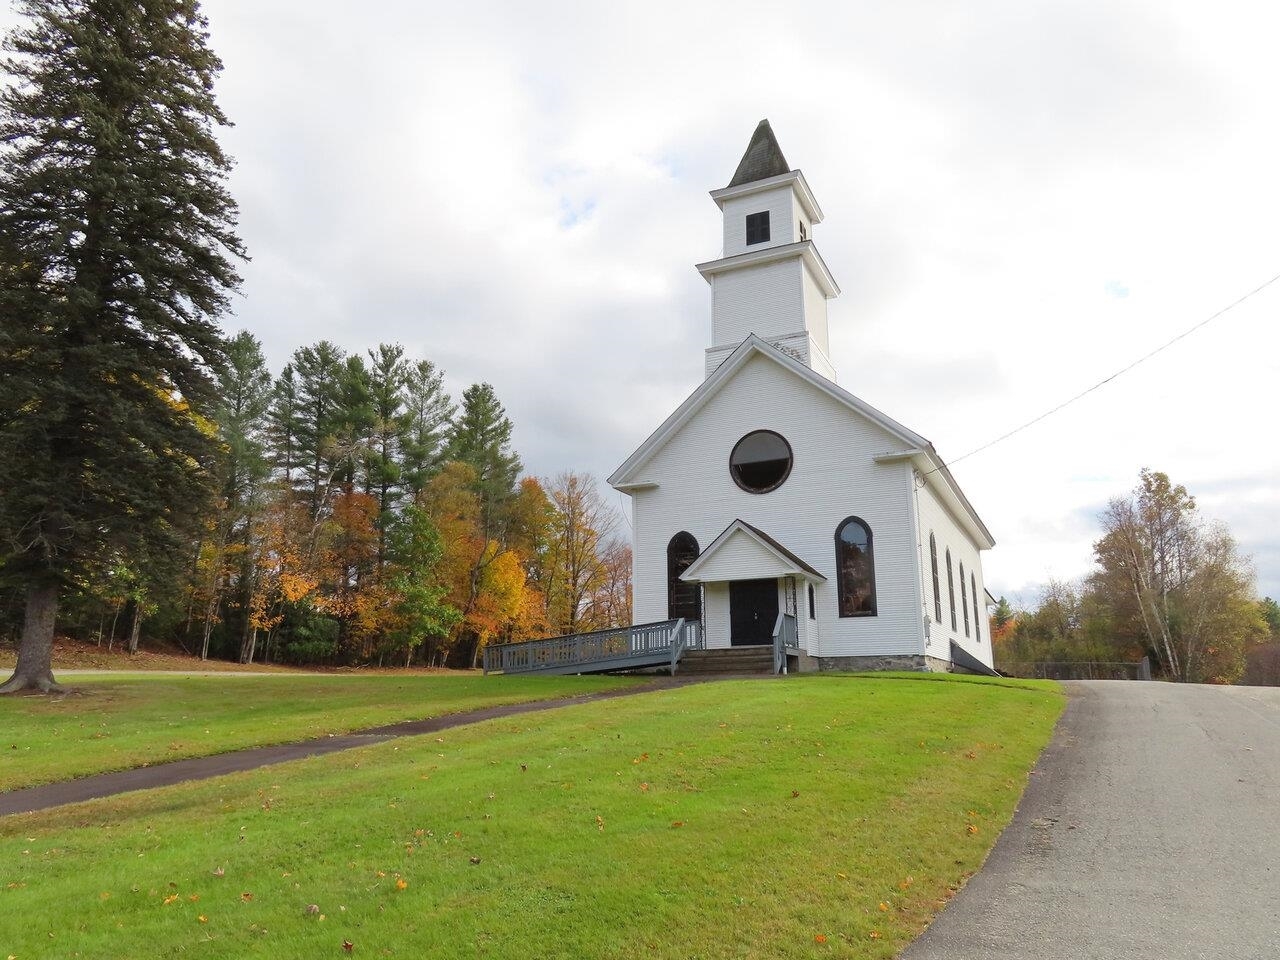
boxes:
[745,211,770,245]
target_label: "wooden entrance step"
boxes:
[678,646,776,676]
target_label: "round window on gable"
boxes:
[729,430,793,493]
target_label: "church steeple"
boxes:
[727,120,791,188]
[696,120,840,381]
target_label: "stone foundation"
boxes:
[798,654,954,673]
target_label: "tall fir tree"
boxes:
[211,331,272,661]
[447,382,522,534]
[289,341,345,522]
[0,0,244,692]
[365,343,411,572]
[399,358,454,499]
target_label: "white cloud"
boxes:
[3,0,1278,602]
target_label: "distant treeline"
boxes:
[991,470,1279,685]
[0,334,631,668]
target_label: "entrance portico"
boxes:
[679,519,825,653]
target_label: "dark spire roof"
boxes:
[727,119,791,188]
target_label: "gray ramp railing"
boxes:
[771,612,797,675]
[483,619,703,676]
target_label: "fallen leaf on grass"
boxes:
[967,824,979,835]
[596,816,605,831]
[671,821,684,828]
[198,915,207,924]
[343,940,354,953]
[162,894,179,905]
[814,934,827,943]
[869,931,882,940]
[878,902,888,911]
[395,878,408,891]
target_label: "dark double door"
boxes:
[729,578,778,646]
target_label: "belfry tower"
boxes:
[696,119,841,381]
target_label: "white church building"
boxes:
[608,121,996,673]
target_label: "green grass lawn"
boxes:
[0,674,1063,958]
[0,673,642,791]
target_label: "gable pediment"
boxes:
[680,519,826,585]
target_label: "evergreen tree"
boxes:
[0,0,244,692]
[211,331,272,661]
[289,341,345,521]
[399,359,454,499]
[447,382,522,533]
[365,343,411,571]
[265,363,302,488]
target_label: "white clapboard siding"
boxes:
[914,481,995,669]
[711,259,803,347]
[801,262,831,357]
[721,186,795,257]
[631,350,927,659]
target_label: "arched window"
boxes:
[835,517,877,617]
[960,561,970,637]
[946,549,957,631]
[972,573,982,642]
[929,533,942,623]
[667,532,701,621]
[808,583,816,619]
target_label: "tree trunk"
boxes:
[200,596,217,660]
[128,604,143,655]
[239,621,257,664]
[0,583,64,694]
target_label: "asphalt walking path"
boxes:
[0,680,697,817]
[902,680,1280,960]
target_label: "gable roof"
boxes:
[608,335,995,550]
[727,119,791,188]
[679,518,826,584]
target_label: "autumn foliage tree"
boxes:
[1091,469,1264,683]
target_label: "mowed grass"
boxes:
[0,675,1063,959]
[0,673,642,790]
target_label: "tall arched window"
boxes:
[667,532,701,621]
[972,573,982,642]
[960,561,970,637]
[946,549,957,631]
[929,533,942,623]
[835,517,877,617]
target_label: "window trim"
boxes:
[666,532,701,622]
[729,429,793,494]
[929,532,942,623]
[946,549,957,631]
[745,210,770,246]
[960,561,970,637]
[834,516,878,618]
[972,572,982,642]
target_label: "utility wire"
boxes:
[934,269,1280,473]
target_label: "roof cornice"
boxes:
[709,169,824,223]
[695,240,839,297]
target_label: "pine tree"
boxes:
[400,359,454,499]
[211,331,272,662]
[0,0,245,693]
[447,383,522,533]
[365,343,410,572]
[289,341,346,521]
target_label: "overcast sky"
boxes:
[7,1,1278,604]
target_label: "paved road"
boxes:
[902,681,1280,960]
